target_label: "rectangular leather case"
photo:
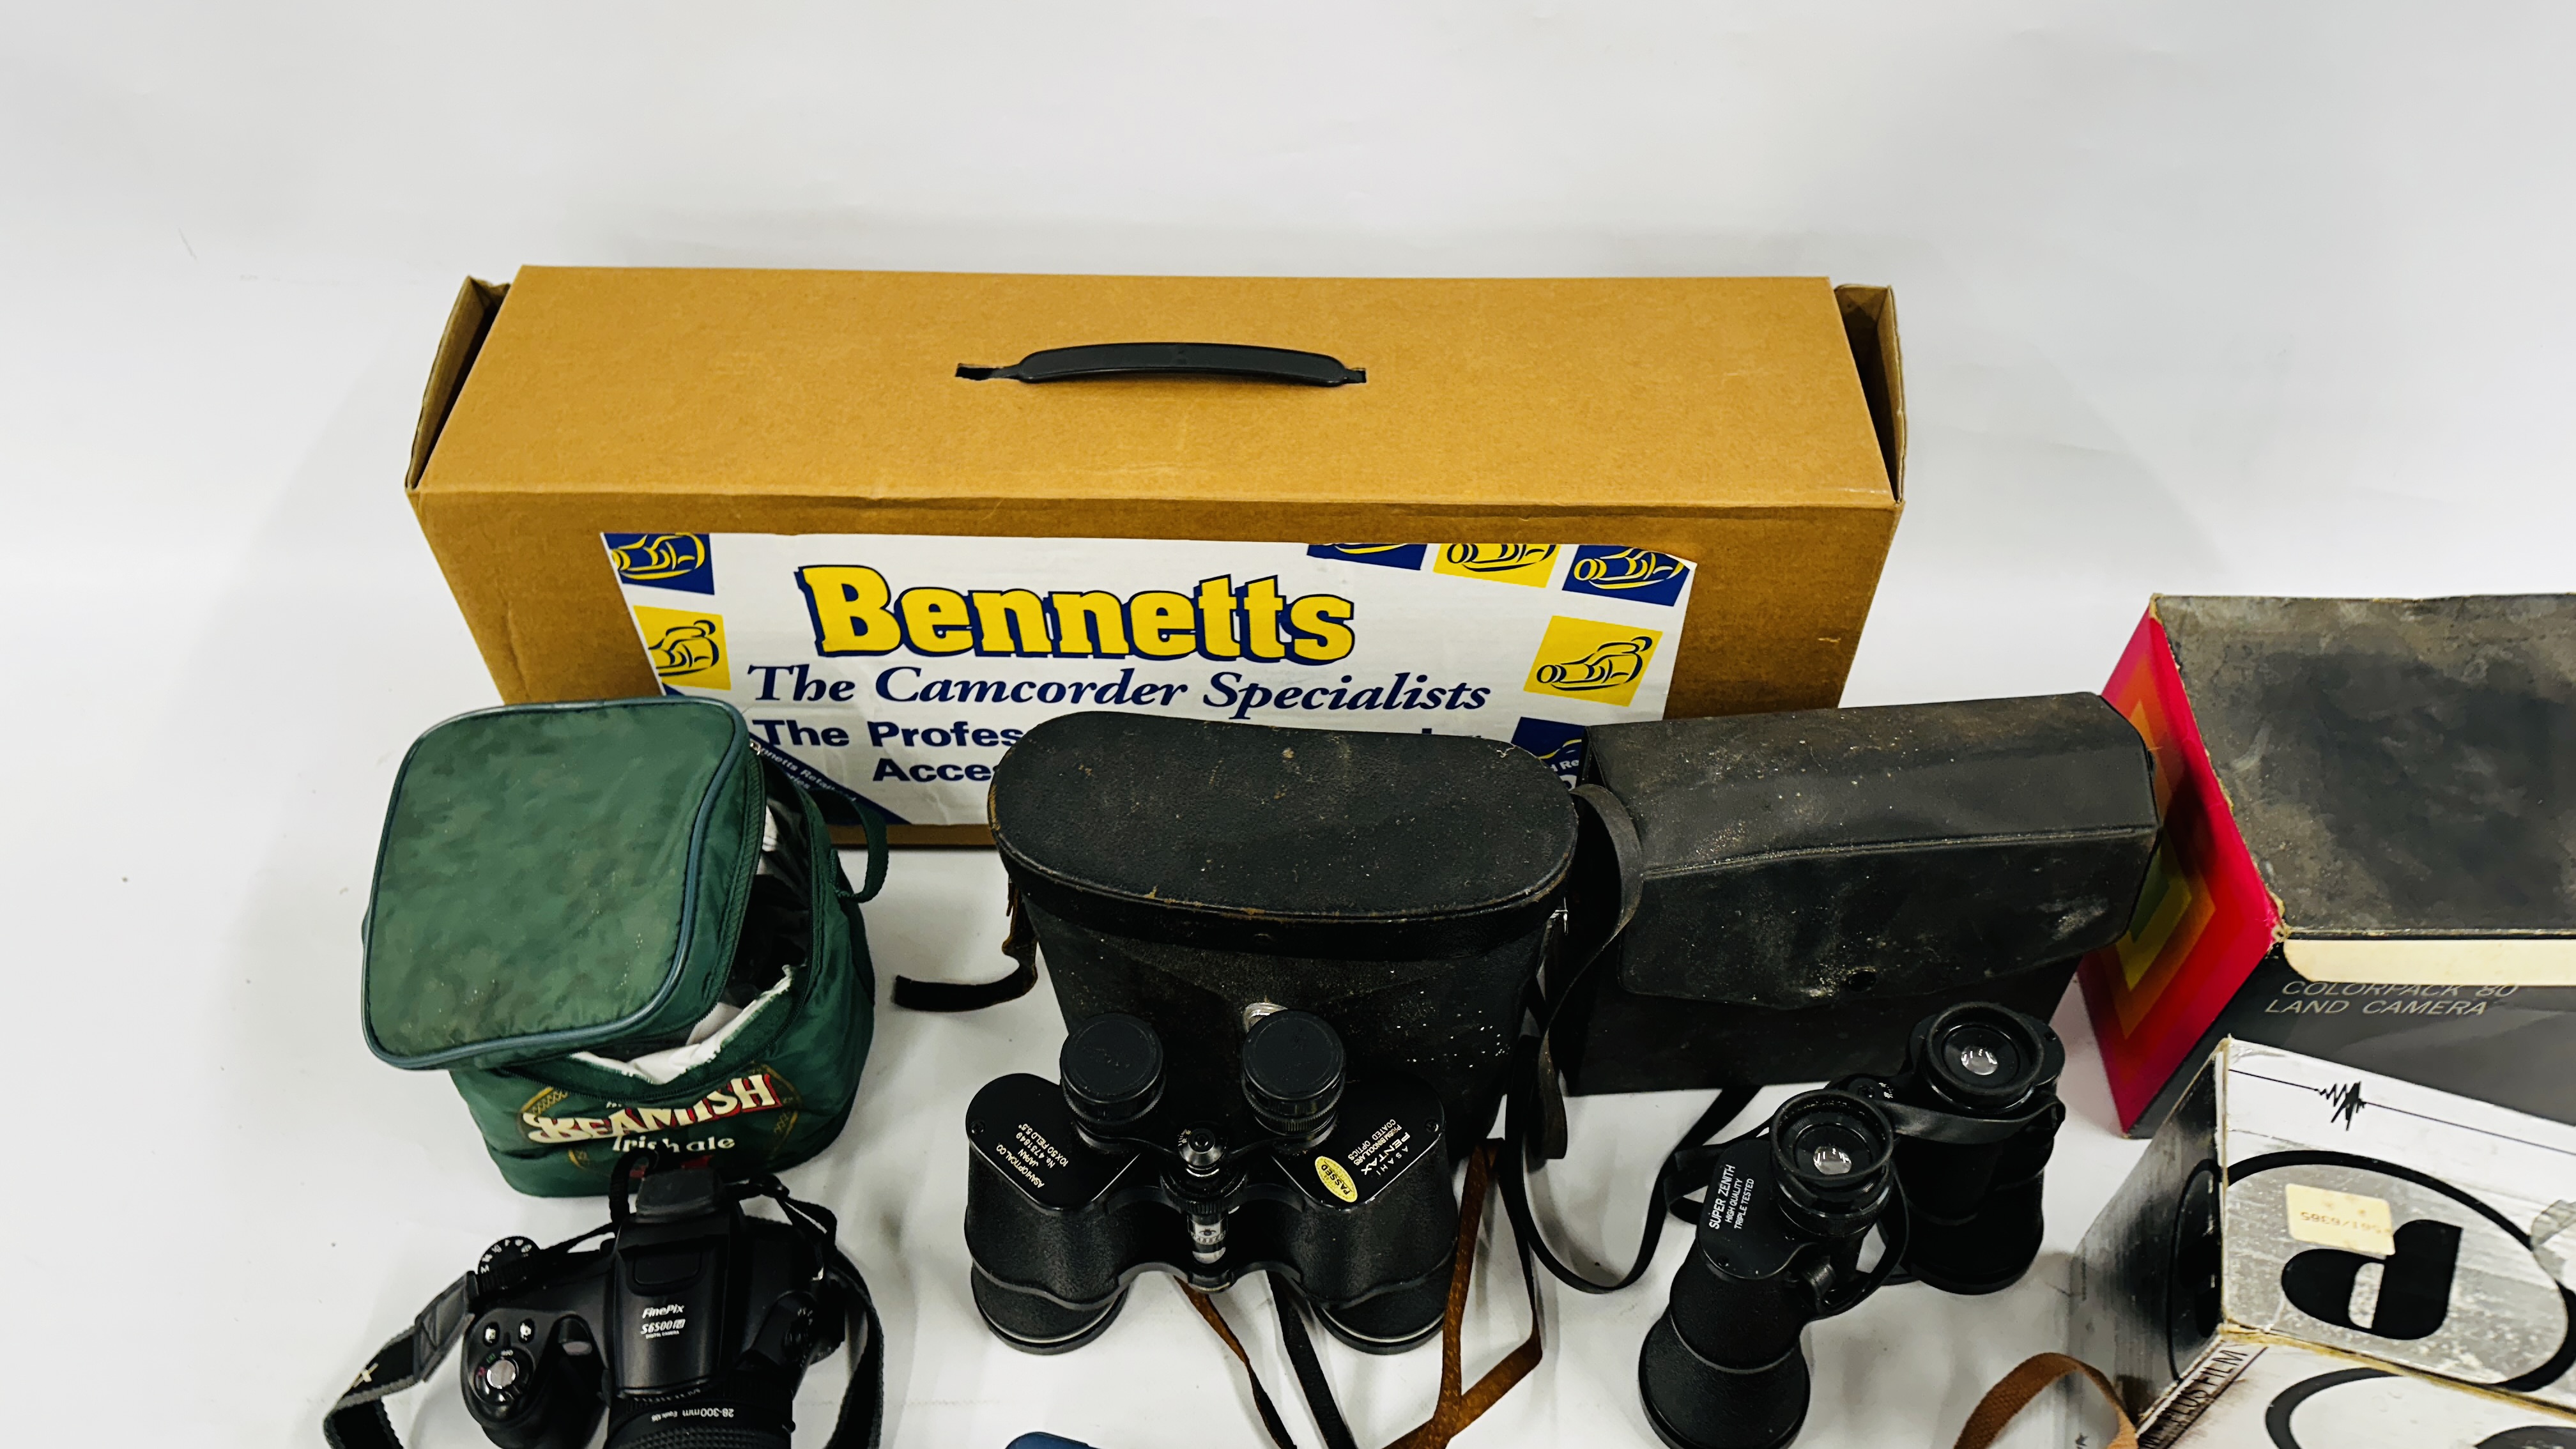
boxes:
[989,712,1579,1146]
[1556,693,2158,1094]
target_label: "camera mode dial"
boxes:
[473,1236,540,1294]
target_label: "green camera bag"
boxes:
[362,696,884,1196]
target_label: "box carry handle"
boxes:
[956,342,1365,386]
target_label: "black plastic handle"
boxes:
[957,342,1365,386]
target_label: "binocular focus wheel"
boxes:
[970,1270,1131,1356]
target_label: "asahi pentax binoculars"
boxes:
[965,1008,1460,1353]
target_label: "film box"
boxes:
[2070,1039,2576,1439]
[2076,595,2576,1135]
[2108,1340,2576,1448]
[406,268,1905,841]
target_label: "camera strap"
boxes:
[322,1271,477,1449]
[321,1223,615,1449]
[740,1177,889,1449]
[323,1178,885,1449]
[1184,1139,1544,1449]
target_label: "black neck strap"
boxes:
[889,880,1041,1012]
[1501,783,1764,1294]
[1861,1091,2066,1146]
[1500,1084,1760,1294]
[323,1177,884,1449]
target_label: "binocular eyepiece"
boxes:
[1638,1002,2067,1449]
[1060,1012,1166,1141]
[1240,1009,1349,1147]
[1912,1000,2055,1114]
[1767,1091,1896,1237]
[1058,1008,1349,1153]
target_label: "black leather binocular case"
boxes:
[988,712,1577,1154]
[1638,1002,2069,1449]
[973,713,1579,1356]
[1554,694,2158,1095]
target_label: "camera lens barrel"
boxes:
[1241,1010,1346,1145]
[1061,1013,1165,1137]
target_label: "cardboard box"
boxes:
[2076,595,2576,1134]
[407,268,1904,840]
[2117,1340,2576,1448]
[2070,1040,2576,1432]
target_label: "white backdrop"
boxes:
[6,6,2573,1446]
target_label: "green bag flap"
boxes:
[363,697,763,1071]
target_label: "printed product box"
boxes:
[2071,1039,2576,1436]
[406,268,1905,841]
[2120,1341,2576,1448]
[2076,595,2576,1135]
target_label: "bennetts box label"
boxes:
[606,532,1698,825]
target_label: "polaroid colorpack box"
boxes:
[2071,1039,2576,1439]
[406,268,1905,841]
[2076,595,2576,1135]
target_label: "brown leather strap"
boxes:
[1190,1139,1543,1449]
[1387,1140,1544,1448]
[1953,1353,2137,1449]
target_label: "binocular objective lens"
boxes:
[1809,1143,1854,1177]
[1958,1045,2001,1077]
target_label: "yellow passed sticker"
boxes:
[2284,1183,2396,1257]
[1315,1156,1359,1203]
